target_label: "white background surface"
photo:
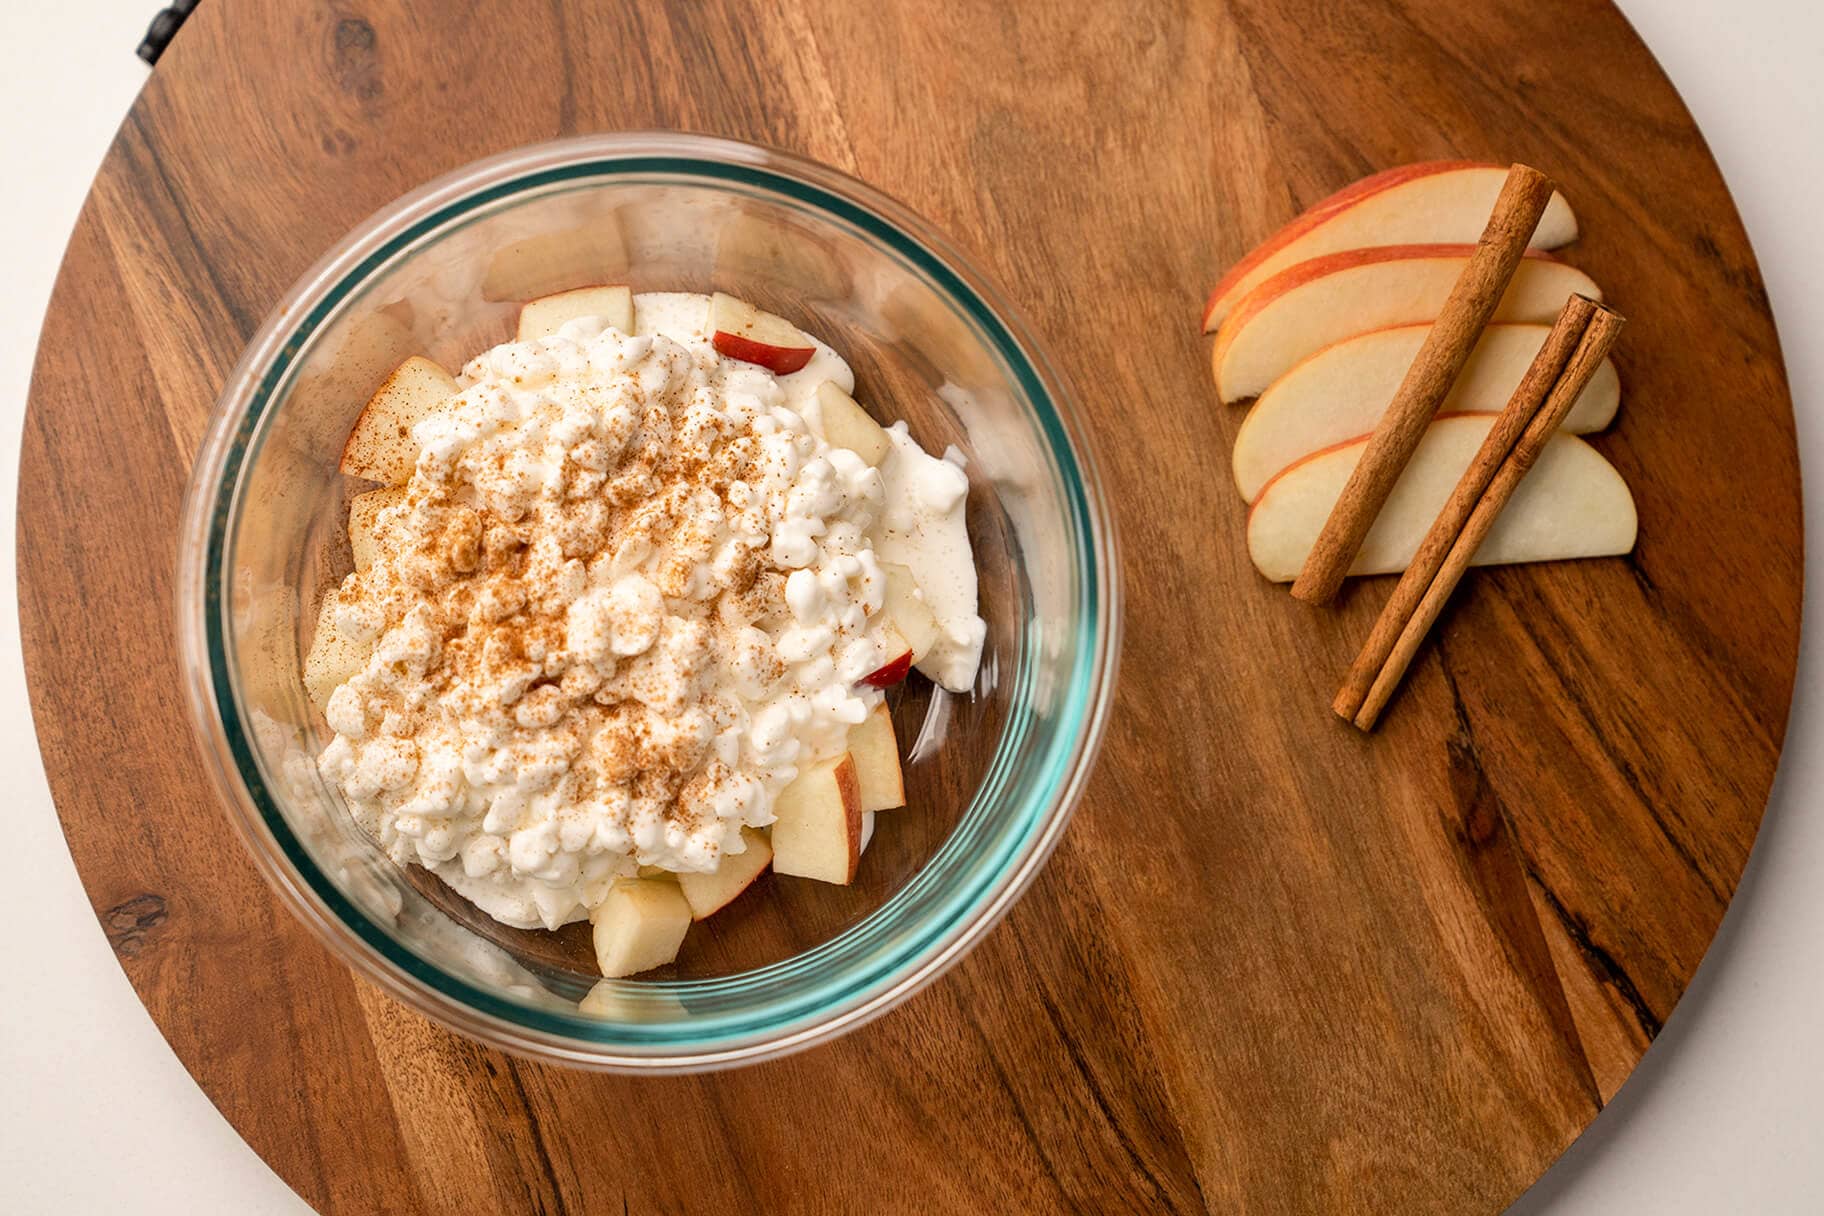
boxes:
[1,2,1817,1212]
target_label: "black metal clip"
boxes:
[138,0,200,67]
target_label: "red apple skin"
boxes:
[859,650,913,688]
[1210,243,1564,377]
[1201,161,1489,330]
[712,330,816,374]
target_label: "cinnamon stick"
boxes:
[1350,303,1626,730]
[1290,163,1556,605]
[1333,294,1600,723]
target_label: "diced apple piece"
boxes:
[338,356,459,486]
[878,563,940,663]
[288,302,420,439]
[848,703,906,812]
[347,486,406,573]
[860,626,913,689]
[1246,413,1637,582]
[516,284,634,341]
[303,594,371,716]
[770,754,863,885]
[813,381,893,466]
[677,827,773,920]
[709,292,816,374]
[590,878,693,978]
[577,980,686,1020]
[1211,246,1600,403]
[1231,323,1621,501]
[481,219,627,302]
[1202,162,1579,330]
[635,864,672,879]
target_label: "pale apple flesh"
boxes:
[591,878,693,978]
[709,292,816,374]
[770,754,863,884]
[338,355,460,486]
[578,981,686,1020]
[812,380,894,466]
[481,219,627,303]
[1246,413,1637,582]
[1202,162,1580,331]
[1231,323,1621,501]
[1211,246,1601,403]
[516,284,634,341]
[676,827,774,921]
[848,702,906,812]
[303,594,372,716]
[877,562,940,663]
[859,624,913,689]
[348,486,407,573]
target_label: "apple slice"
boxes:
[339,356,459,485]
[303,594,372,716]
[1246,413,1636,582]
[1202,162,1579,330]
[516,284,634,341]
[813,381,893,466]
[347,486,406,573]
[1211,246,1600,403]
[709,292,816,374]
[481,218,627,302]
[848,703,906,812]
[878,563,940,663]
[770,754,863,884]
[1232,323,1621,501]
[578,980,686,1020]
[676,827,773,920]
[590,878,693,978]
[859,625,913,689]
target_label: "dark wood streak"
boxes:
[1527,870,1665,1042]
[125,110,260,342]
[1438,666,1606,1109]
[15,1,1798,1213]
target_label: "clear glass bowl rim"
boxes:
[176,131,1122,1072]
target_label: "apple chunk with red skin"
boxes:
[339,355,460,486]
[1201,161,1580,331]
[860,564,940,687]
[771,754,864,885]
[517,284,634,341]
[709,292,817,374]
[1210,246,1601,404]
[1231,322,1621,502]
[590,878,693,978]
[1246,413,1637,582]
[676,827,774,921]
[859,625,913,689]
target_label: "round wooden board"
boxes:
[19,1,1800,1212]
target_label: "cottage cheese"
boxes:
[317,293,983,929]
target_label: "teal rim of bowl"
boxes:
[201,145,1109,1057]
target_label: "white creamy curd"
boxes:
[317,292,983,929]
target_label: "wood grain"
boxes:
[16,1,1798,1213]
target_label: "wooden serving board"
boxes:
[19,1,1799,1212]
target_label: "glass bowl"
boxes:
[176,133,1119,1072]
